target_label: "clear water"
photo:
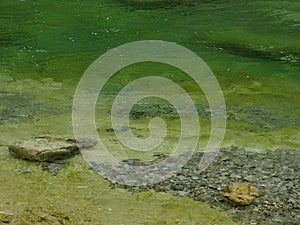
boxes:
[0,0,299,224]
[2,0,297,147]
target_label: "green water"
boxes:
[0,0,300,224]
[1,0,300,81]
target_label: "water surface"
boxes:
[0,0,299,224]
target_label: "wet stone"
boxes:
[17,169,32,174]
[41,161,69,175]
[244,175,256,182]
[8,136,79,162]
[221,183,260,206]
[105,126,130,132]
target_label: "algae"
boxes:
[2,74,299,223]
[0,150,239,224]
[0,0,300,224]
[0,78,241,224]
[0,81,238,224]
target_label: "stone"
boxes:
[244,175,256,182]
[271,216,283,223]
[17,169,32,174]
[221,183,260,206]
[73,137,97,149]
[8,136,79,162]
[41,161,68,175]
[105,126,130,132]
[0,211,14,223]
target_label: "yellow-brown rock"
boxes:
[221,183,259,206]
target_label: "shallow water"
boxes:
[0,0,299,224]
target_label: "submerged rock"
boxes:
[41,161,69,175]
[105,126,130,132]
[8,136,79,162]
[221,183,259,206]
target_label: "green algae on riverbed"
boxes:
[0,73,299,223]
[1,0,300,224]
[0,78,240,224]
[0,145,240,225]
[0,75,299,153]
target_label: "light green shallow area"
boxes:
[0,144,238,225]
[0,0,300,224]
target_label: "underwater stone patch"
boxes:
[128,102,209,120]
[116,146,300,225]
[0,91,66,124]
[227,105,300,132]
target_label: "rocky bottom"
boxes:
[116,146,300,225]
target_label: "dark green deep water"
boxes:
[0,0,300,224]
[1,0,300,82]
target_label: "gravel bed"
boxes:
[117,146,300,225]
[0,91,65,124]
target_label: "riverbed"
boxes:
[0,0,299,224]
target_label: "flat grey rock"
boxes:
[8,136,79,162]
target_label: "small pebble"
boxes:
[17,169,32,174]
